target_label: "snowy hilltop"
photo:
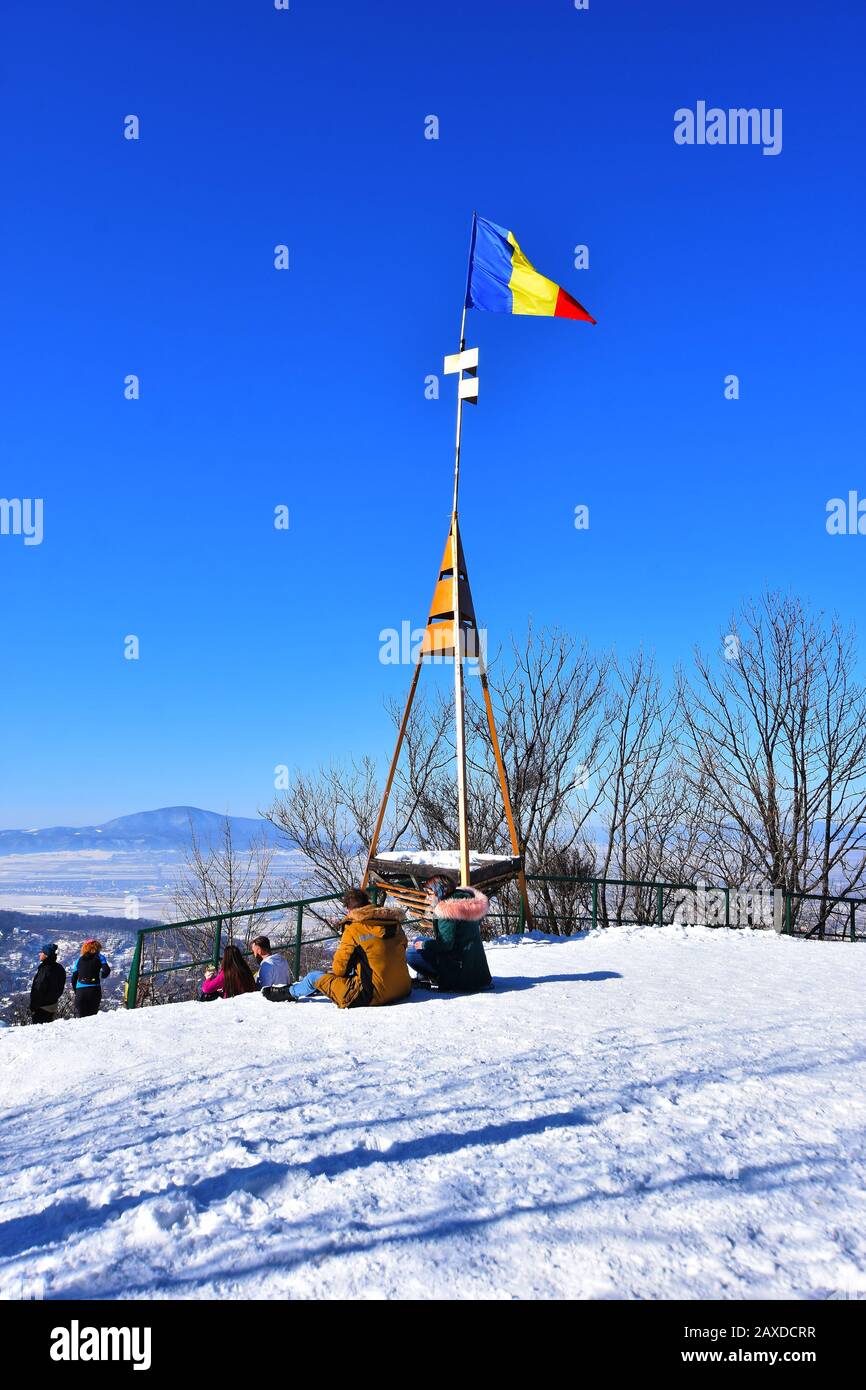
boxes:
[1,926,865,1300]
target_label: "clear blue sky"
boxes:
[1,0,864,827]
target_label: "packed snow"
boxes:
[1,925,865,1300]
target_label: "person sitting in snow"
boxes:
[251,935,292,1002]
[30,942,67,1024]
[287,887,411,1008]
[201,943,257,1001]
[70,939,111,1018]
[406,877,493,993]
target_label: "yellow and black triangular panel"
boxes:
[421,517,479,658]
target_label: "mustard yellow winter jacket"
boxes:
[315,904,411,1008]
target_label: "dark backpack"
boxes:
[76,952,107,987]
[31,959,65,1008]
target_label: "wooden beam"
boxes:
[478,658,534,930]
[360,661,422,889]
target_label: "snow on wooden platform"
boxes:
[1,925,865,1300]
[370,849,520,887]
[374,850,515,867]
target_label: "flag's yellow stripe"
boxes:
[507,231,558,316]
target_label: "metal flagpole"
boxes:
[452,521,471,887]
[451,302,469,516]
[450,214,477,886]
[362,213,536,916]
[451,212,476,515]
[363,216,478,894]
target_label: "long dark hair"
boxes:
[222,944,257,997]
[425,876,455,904]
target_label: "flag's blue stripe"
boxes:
[466,215,514,313]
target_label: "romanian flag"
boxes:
[465,214,596,324]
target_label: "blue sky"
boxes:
[1,0,864,827]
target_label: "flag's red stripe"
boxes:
[554,286,596,324]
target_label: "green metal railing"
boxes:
[783,888,864,941]
[126,874,862,1008]
[126,890,351,1009]
[501,875,736,935]
[517,874,709,931]
[503,875,864,941]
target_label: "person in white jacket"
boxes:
[251,936,292,1001]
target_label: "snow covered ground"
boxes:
[1,925,865,1301]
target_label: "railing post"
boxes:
[785,893,792,936]
[294,903,304,981]
[591,879,598,931]
[517,889,525,935]
[656,884,664,927]
[850,900,857,942]
[126,930,143,1009]
[724,886,730,928]
[212,917,223,968]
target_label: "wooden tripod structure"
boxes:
[361,234,533,926]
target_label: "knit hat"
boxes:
[426,876,452,902]
[41,942,58,956]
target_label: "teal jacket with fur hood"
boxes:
[420,887,492,992]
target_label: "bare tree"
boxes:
[265,687,455,896]
[387,687,461,848]
[266,758,379,896]
[464,625,609,931]
[173,815,276,950]
[260,598,866,940]
[595,652,677,923]
[265,627,609,933]
[679,593,866,928]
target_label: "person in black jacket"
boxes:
[70,939,111,1018]
[30,943,67,1024]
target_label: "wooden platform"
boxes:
[368,850,522,922]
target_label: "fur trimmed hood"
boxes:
[347,904,406,925]
[342,903,406,938]
[433,888,489,922]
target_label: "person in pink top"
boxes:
[200,968,224,1000]
[200,944,256,1001]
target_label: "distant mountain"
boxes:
[0,807,282,855]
